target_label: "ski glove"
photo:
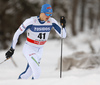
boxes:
[5,48,15,59]
[60,16,66,28]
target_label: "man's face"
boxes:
[42,12,52,21]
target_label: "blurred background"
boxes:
[0,0,100,50]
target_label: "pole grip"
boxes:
[60,16,66,28]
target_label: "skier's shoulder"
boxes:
[49,17,58,24]
[23,16,37,25]
[30,16,38,20]
[25,16,37,22]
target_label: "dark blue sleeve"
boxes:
[52,23,61,34]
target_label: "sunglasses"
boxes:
[45,13,52,16]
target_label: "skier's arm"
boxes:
[5,17,33,59]
[11,26,26,49]
[5,25,26,59]
[51,18,67,38]
[11,17,33,49]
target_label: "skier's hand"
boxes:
[5,48,14,59]
[60,16,66,28]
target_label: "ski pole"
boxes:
[60,31,63,78]
[60,16,66,78]
[0,59,8,64]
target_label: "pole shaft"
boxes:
[0,59,7,64]
[60,38,63,78]
[60,26,63,78]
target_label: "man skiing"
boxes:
[5,3,66,79]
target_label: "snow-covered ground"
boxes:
[0,33,100,85]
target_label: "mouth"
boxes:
[46,18,49,20]
[45,18,49,21]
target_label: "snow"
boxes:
[0,33,100,85]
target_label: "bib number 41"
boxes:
[38,33,46,39]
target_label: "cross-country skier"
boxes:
[5,3,66,79]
